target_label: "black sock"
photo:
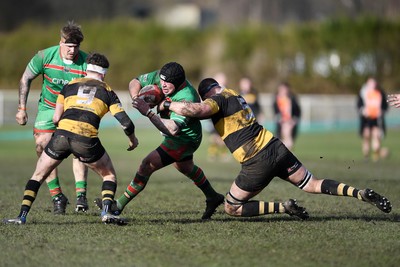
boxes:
[320,179,362,199]
[241,201,285,217]
[19,180,41,219]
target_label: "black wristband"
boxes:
[163,100,171,110]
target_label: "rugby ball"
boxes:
[137,84,164,107]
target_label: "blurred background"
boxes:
[1,0,400,132]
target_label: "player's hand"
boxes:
[132,97,151,116]
[387,94,400,108]
[16,110,28,125]
[157,97,172,113]
[158,100,166,112]
[127,135,139,151]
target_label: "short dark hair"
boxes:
[61,21,84,45]
[198,78,219,99]
[86,52,110,69]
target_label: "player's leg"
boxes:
[34,110,69,214]
[281,121,294,150]
[174,158,224,219]
[4,152,63,224]
[225,182,307,219]
[224,151,309,220]
[287,165,392,213]
[370,126,381,162]
[85,151,124,224]
[73,157,89,212]
[113,149,164,213]
[34,131,69,214]
[361,124,371,160]
[162,138,224,219]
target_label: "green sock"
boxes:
[187,165,218,199]
[75,181,87,197]
[47,177,62,199]
[117,173,149,210]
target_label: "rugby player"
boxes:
[158,77,392,219]
[16,21,90,213]
[4,52,138,225]
[96,62,224,220]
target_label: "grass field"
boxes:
[0,125,399,267]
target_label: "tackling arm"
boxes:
[168,101,214,119]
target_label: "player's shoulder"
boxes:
[138,70,159,86]
[68,77,86,85]
[34,45,59,60]
[222,88,238,96]
[39,45,59,55]
[173,82,199,102]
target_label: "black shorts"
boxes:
[361,117,379,129]
[235,138,302,192]
[359,116,385,136]
[45,132,105,163]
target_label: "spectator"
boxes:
[273,82,301,151]
[357,77,388,162]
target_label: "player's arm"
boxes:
[16,67,39,125]
[128,78,142,100]
[132,97,180,136]
[113,110,139,151]
[163,100,216,119]
[53,94,65,125]
[108,90,139,151]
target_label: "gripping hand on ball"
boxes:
[132,97,151,116]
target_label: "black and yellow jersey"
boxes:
[204,88,273,163]
[56,77,134,139]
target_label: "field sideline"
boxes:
[0,125,399,267]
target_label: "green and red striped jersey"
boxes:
[28,45,87,111]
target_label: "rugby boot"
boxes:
[94,198,121,215]
[3,217,26,225]
[360,188,392,213]
[101,212,127,226]
[202,193,225,220]
[53,194,69,215]
[283,199,309,220]
[75,195,89,212]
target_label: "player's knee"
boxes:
[224,192,244,216]
[138,157,154,173]
[35,143,45,155]
[224,202,241,216]
[34,134,50,154]
[295,169,314,192]
[102,174,116,182]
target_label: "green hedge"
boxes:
[1,16,400,94]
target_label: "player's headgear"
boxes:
[198,78,220,99]
[159,62,186,90]
[86,52,109,74]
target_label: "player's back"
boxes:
[57,77,120,139]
